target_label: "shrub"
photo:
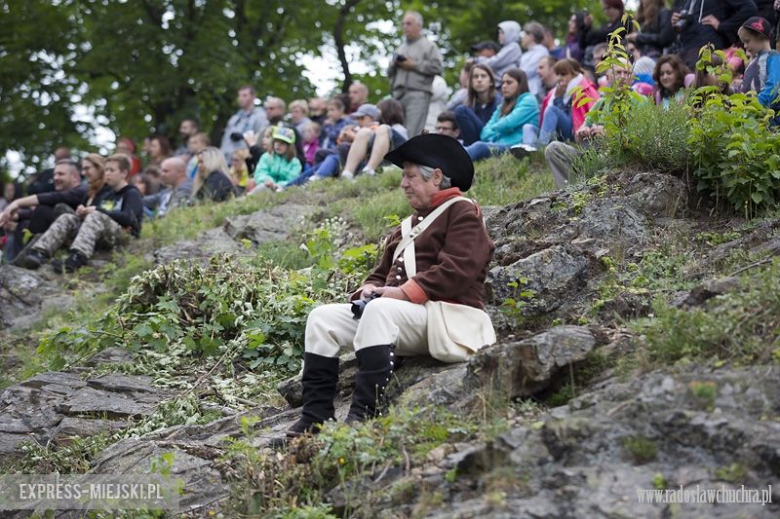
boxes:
[37,220,378,375]
[688,48,780,217]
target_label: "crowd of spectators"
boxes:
[3,1,780,272]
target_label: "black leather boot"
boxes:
[286,353,340,438]
[345,344,395,424]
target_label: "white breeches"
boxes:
[304,299,430,358]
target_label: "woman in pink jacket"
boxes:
[536,58,600,146]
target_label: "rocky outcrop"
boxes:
[6,169,780,518]
[485,172,689,320]
[224,203,315,245]
[466,326,601,399]
[154,203,315,264]
[153,227,245,265]
[0,266,70,329]
[85,405,296,512]
[406,366,780,519]
[0,372,172,459]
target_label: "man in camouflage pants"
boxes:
[23,154,143,273]
[32,209,128,262]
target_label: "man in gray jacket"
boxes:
[143,157,193,218]
[389,11,443,137]
[219,85,268,163]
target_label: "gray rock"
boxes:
[155,203,316,265]
[0,266,62,329]
[85,406,313,514]
[154,227,244,265]
[578,199,648,249]
[680,276,741,307]
[467,326,597,399]
[88,436,228,512]
[403,366,780,519]
[224,203,314,245]
[623,172,688,217]
[83,347,135,367]
[486,245,592,311]
[705,219,780,267]
[51,417,128,445]
[0,371,172,458]
[397,364,469,409]
[87,373,160,394]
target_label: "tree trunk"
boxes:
[334,0,362,92]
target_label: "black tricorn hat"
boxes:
[384,134,475,191]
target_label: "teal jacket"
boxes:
[479,92,539,145]
[253,152,302,187]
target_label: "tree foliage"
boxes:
[2,0,601,172]
[1,0,398,171]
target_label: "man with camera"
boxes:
[219,85,269,163]
[389,11,443,138]
[287,134,495,437]
[672,0,757,69]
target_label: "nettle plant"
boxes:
[687,46,780,217]
[38,221,378,374]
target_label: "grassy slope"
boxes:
[5,151,780,517]
[1,155,552,386]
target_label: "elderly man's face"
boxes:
[402,13,421,39]
[401,163,441,210]
[309,98,326,116]
[265,100,285,122]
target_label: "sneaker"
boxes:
[362,168,376,176]
[63,250,88,273]
[510,144,538,161]
[17,249,47,270]
[340,170,354,180]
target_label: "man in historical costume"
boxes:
[288,134,495,437]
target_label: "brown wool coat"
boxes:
[359,190,495,309]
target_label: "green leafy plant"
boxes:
[501,277,537,325]
[688,47,780,217]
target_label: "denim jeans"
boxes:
[539,104,573,145]
[465,141,510,162]
[454,106,486,145]
[287,164,314,186]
